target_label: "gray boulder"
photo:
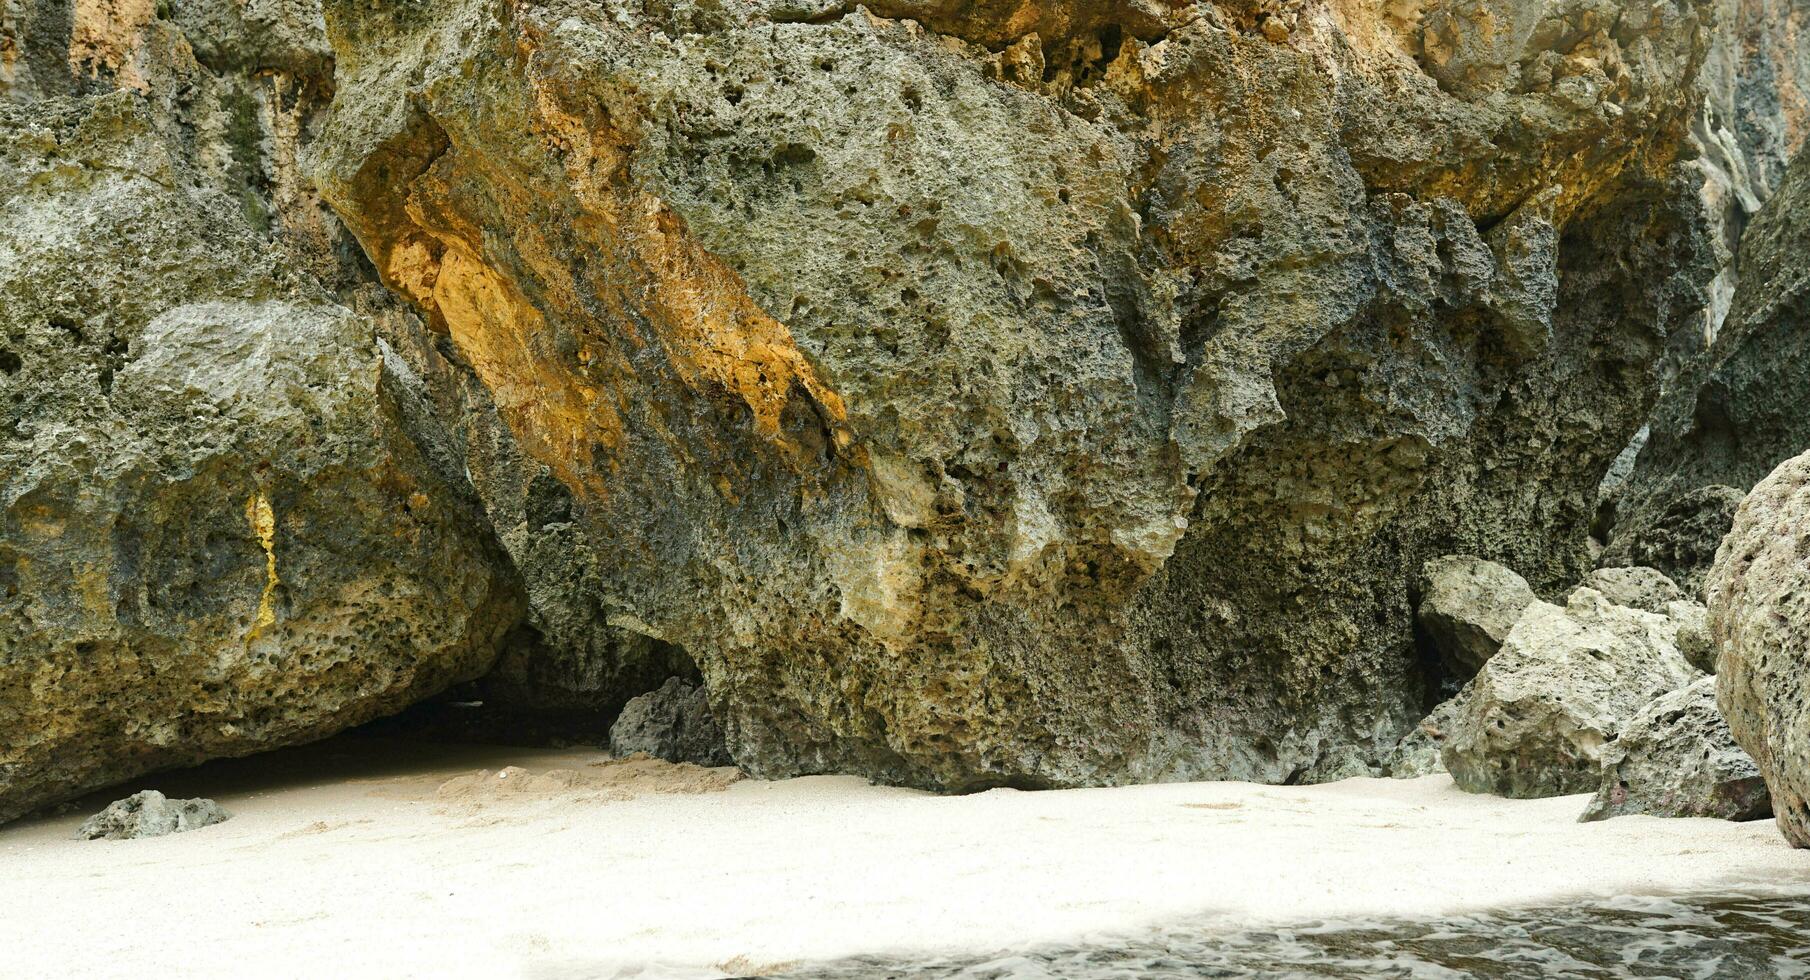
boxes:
[77,791,231,840]
[610,678,733,768]
[1667,600,1718,675]
[1580,676,1770,823]
[1584,567,1716,673]
[1443,588,1703,798]
[1710,448,1810,847]
[1418,556,1539,678]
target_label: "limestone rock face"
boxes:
[77,791,231,840]
[1443,589,1703,798]
[0,93,523,822]
[1709,449,1810,847]
[1418,556,1538,678]
[610,677,734,768]
[1580,676,1769,823]
[1610,140,1810,592]
[312,0,1726,789]
[355,263,706,739]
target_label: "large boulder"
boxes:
[1580,676,1770,822]
[1710,448,1810,847]
[1443,589,1703,798]
[3,0,691,792]
[0,92,523,821]
[1418,556,1538,678]
[610,677,734,768]
[310,0,1729,789]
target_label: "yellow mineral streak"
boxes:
[527,81,852,442]
[245,492,279,645]
[432,246,617,493]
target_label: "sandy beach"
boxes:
[4,736,1808,979]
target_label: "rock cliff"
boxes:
[2,0,1806,811]
[1608,145,1810,593]
[312,0,1725,788]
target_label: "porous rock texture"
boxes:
[1608,123,1810,593]
[1710,448,1810,847]
[1579,676,1770,823]
[610,677,734,768]
[1583,566,1689,613]
[0,14,523,821]
[1386,696,1460,779]
[312,0,1737,790]
[1586,565,1716,671]
[77,790,231,840]
[1442,588,1703,799]
[1417,555,1537,678]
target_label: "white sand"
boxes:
[4,737,1808,979]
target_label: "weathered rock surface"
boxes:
[1584,566,1689,613]
[76,790,230,840]
[2,0,697,769]
[1443,588,1703,798]
[0,89,522,820]
[352,291,701,736]
[609,677,733,768]
[1700,0,1810,208]
[1418,556,1538,678]
[1580,676,1769,823]
[1583,566,1716,671]
[310,0,1731,790]
[1610,137,1810,592]
[1710,448,1810,847]
[1387,697,1461,780]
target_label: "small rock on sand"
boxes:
[77,791,230,840]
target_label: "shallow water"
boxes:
[771,893,1810,979]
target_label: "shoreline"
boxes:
[4,736,1807,979]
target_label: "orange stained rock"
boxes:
[68,0,156,91]
[364,61,856,504]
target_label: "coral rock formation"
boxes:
[1417,555,1538,678]
[311,0,1727,790]
[1609,122,1810,592]
[0,89,521,822]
